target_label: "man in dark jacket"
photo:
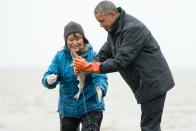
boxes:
[73,1,175,130]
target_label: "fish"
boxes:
[96,87,102,102]
[70,51,85,100]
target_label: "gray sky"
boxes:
[0,0,196,69]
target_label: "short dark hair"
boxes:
[94,0,118,15]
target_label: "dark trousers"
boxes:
[59,111,103,131]
[140,93,166,131]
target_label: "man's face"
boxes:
[95,12,116,32]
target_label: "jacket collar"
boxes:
[110,7,125,35]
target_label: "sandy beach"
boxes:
[0,68,196,131]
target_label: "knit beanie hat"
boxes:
[64,21,89,44]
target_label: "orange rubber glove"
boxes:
[73,56,100,74]
[74,67,92,75]
[74,67,79,75]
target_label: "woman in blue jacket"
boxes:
[42,21,108,131]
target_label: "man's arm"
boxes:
[74,25,146,74]
[92,41,112,62]
[100,26,146,73]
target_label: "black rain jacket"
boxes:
[93,7,175,103]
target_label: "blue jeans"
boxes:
[140,93,166,131]
[59,111,103,131]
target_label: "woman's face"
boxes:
[67,33,85,52]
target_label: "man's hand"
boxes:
[73,56,100,74]
[74,67,79,75]
[46,74,57,85]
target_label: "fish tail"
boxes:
[74,89,82,100]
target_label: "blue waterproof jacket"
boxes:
[42,44,108,117]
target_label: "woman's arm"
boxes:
[42,52,60,89]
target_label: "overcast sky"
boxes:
[0,0,196,69]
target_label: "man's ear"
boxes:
[109,11,116,17]
[109,11,119,19]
